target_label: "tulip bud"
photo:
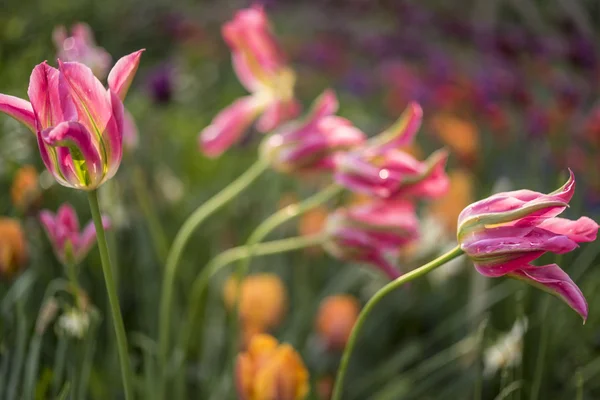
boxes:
[457,171,599,321]
[0,218,28,280]
[236,334,309,400]
[315,295,360,351]
[323,199,419,279]
[261,90,366,174]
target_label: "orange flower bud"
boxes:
[0,218,27,279]
[10,166,41,212]
[315,295,360,351]
[224,273,288,333]
[236,334,309,400]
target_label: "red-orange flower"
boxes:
[315,295,360,351]
[0,218,27,279]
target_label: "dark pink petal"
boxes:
[369,254,402,280]
[0,94,36,132]
[39,210,58,246]
[373,101,423,151]
[28,62,75,130]
[58,60,111,140]
[474,251,544,277]
[107,49,145,101]
[510,263,588,321]
[56,203,80,233]
[199,96,262,157]
[309,89,338,120]
[42,121,104,188]
[54,147,81,188]
[537,217,599,243]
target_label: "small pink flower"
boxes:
[324,199,419,279]
[199,6,300,157]
[0,50,144,190]
[458,171,599,321]
[334,103,449,199]
[53,23,112,80]
[40,203,111,265]
[260,89,366,174]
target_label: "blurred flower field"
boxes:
[1,0,600,399]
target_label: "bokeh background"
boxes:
[1,0,600,399]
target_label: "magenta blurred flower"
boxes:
[40,203,111,265]
[53,23,112,80]
[199,6,300,157]
[0,50,143,189]
[457,171,599,321]
[260,89,365,174]
[334,103,449,199]
[324,199,419,279]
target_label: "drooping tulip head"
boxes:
[261,89,366,174]
[199,6,300,157]
[457,171,598,321]
[324,199,419,279]
[0,50,144,190]
[40,203,111,265]
[236,334,309,400]
[53,23,112,79]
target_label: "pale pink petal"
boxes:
[122,109,139,150]
[107,49,145,101]
[256,98,300,133]
[0,94,36,132]
[537,217,599,243]
[102,90,125,180]
[39,210,58,246]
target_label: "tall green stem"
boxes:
[330,246,464,400]
[232,184,343,347]
[157,159,268,389]
[87,190,134,400]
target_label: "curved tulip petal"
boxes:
[107,49,145,101]
[199,96,262,158]
[41,121,104,187]
[474,252,544,277]
[537,217,599,243]
[309,89,338,120]
[510,263,588,321]
[28,62,75,130]
[57,203,80,233]
[0,94,36,133]
[39,210,58,245]
[102,90,125,180]
[36,133,69,187]
[372,101,423,151]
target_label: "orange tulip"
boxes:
[11,166,40,212]
[315,295,360,351]
[0,218,27,279]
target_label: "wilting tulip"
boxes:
[315,295,360,351]
[261,90,365,174]
[0,218,27,280]
[40,203,111,265]
[457,171,598,320]
[11,165,41,212]
[199,6,300,157]
[324,200,419,279]
[335,103,449,199]
[223,273,288,336]
[236,334,309,400]
[0,50,143,190]
[53,23,112,79]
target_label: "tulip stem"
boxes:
[87,190,134,400]
[157,159,268,392]
[180,233,329,355]
[231,184,343,352]
[330,245,464,400]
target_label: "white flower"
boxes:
[56,309,90,339]
[483,318,528,377]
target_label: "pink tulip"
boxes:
[53,23,112,80]
[40,203,111,265]
[0,50,143,190]
[199,6,300,157]
[260,89,366,174]
[324,200,419,279]
[458,171,599,321]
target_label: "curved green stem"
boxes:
[231,184,343,347]
[331,245,464,400]
[157,159,268,388]
[180,233,328,355]
[87,190,134,400]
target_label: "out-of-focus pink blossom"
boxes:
[457,171,598,321]
[260,89,365,174]
[53,23,112,80]
[40,203,111,265]
[199,6,300,157]
[324,200,419,279]
[0,50,143,189]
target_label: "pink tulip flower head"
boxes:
[53,23,112,80]
[260,89,366,175]
[324,199,420,279]
[334,103,449,199]
[40,203,111,265]
[457,171,599,321]
[199,6,300,157]
[0,50,144,190]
